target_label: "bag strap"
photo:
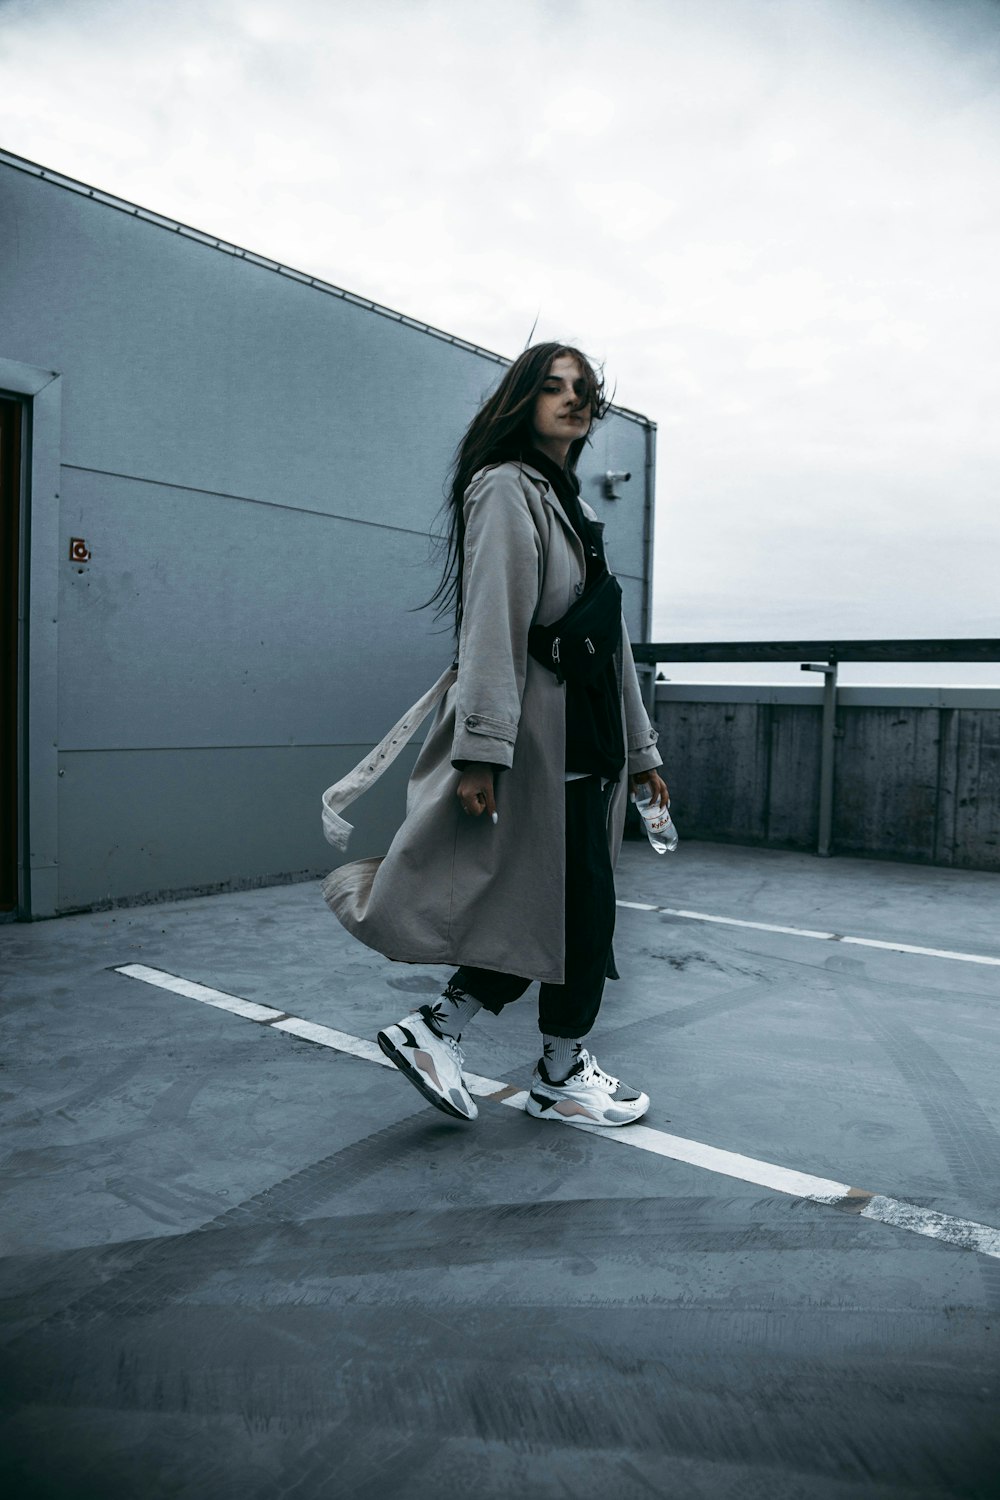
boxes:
[528,570,622,679]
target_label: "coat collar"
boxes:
[516,459,601,527]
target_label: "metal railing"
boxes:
[631,639,1000,857]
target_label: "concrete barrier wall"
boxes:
[654,684,1000,871]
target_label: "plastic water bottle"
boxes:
[630,790,679,854]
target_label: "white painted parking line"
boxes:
[860,1196,1000,1259]
[618,902,1000,967]
[115,963,286,1021]
[115,962,1000,1263]
[267,1018,517,1096]
[535,1119,853,1203]
[271,1016,390,1063]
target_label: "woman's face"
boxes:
[530,354,592,457]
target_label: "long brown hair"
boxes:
[419,342,609,639]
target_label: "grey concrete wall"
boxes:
[0,154,655,915]
[654,685,1000,871]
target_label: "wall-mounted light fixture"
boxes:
[603,470,632,501]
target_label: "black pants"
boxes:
[448,774,617,1039]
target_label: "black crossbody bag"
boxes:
[527,570,623,686]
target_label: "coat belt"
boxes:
[321,663,458,851]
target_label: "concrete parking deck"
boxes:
[1,841,999,1499]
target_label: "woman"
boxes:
[322,342,669,1128]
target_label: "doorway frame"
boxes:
[0,357,62,919]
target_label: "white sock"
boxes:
[425,982,482,1041]
[542,1035,585,1082]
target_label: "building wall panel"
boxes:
[58,467,451,751]
[580,421,650,586]
[56,743,419,913]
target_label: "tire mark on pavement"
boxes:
[0,1195,945,1360]
[836,985,1000,1194]
[2,1059,145,1128]
[0,1106,449,1346]
[837,982,1000,1312]
[589,976,782,1051]
[279,1429,441,1500]
[597,978,814,1062]
[4,1302,997,1497]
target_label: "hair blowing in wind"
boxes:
[418,342,610,640]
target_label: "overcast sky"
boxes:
[2,0,999,681]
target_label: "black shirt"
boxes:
[520,449,625,781]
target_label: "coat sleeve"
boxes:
[621,610,663,777]
[451,467,544,771]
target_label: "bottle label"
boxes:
[631,792,679,854]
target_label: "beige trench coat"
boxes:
[321,458,662,984]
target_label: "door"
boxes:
[0,393,23,913]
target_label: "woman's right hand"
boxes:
[457,763,497,820]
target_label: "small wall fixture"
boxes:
[603,470,632,500]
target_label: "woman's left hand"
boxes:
[630,769,670,807]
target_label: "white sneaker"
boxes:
[525,1048,649,1127]
[376,1006,478,1122]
